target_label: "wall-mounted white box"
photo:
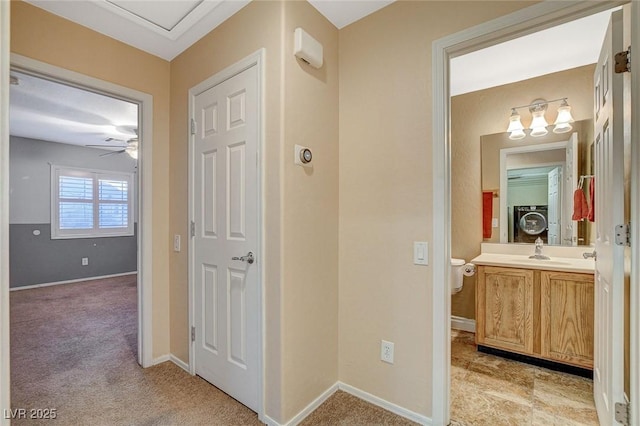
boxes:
[294,27,323,69]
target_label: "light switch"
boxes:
[492,218,499,228]
[414,242,428,266]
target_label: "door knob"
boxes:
[232,251,254,264]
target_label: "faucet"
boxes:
[529,237,551,260]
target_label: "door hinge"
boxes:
[615,223,630,246]
[615,402,629,425]
[190,221,196,238]
[191,326,196,342]
[190,118,197,135]
[615,46,631,74]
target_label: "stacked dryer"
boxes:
[513,205,548,243]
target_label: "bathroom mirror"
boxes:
[480,119,593,246]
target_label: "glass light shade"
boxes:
[553,122,573,134]
[507,111,524,132]
[529,110,548,137]
[553,103,574,133]
[126,141,138,159]
[507,110,525,139]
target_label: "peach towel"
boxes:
[572,188,589,220]
[482,192,493,239]
[588,178,595,222]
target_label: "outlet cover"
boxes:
[381,340,394,364]
[82,257,89,266]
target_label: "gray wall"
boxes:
[10,224,137,288]
[9,136,138,288]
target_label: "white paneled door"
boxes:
[593,10,625,426]
[193,64,259,411]
[563,133,578,245]
[547,166,561,246]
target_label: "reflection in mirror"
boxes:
[481,119,593,246]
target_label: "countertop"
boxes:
[471,253,595,274]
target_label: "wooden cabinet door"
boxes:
[477,266,535,355]
[540,271,594,368]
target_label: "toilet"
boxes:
[450,258,465,294]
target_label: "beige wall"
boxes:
[13,0,607,422]
[169,1,338,422]
[338,0,536,416]
[10,0,172,357]
[451,65,595,319]
[281,1,339,421]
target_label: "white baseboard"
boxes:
[286,382,339,426]
[150,354,171,366]
[9,271,138,291]
[170,355,190,373]
[338,382,432,425]
[148,354,191,374]
[261,415,281,426]
[451,315,476,333]
[263,382,339,426]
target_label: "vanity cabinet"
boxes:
[476,265,594,369]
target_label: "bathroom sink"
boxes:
[519,258,572,266]
[470,253,594,273]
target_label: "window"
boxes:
[51,166,134,239]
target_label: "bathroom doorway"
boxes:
[433,2,639,425]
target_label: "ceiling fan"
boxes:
[86,134,139,159]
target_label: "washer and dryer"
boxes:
[513,205,548,243]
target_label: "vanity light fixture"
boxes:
[506,109,526,140]
[507,98,575,140]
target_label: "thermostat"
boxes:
[295,144,313,168]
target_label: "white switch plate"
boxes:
[413,242,428,265]
[174,235,181,252]
[81,257,89,266]
[492,218,499,228]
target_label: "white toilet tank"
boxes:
[451,258,465,294]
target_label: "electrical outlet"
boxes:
[381,340,394,364]
[82,257,89,266]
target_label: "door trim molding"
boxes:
[0,1,11,422]
[630,2,640,423]
[7,54,155,368]
[431,1,630,424]
[187,49,265,421]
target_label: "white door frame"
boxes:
[431,1,636,425]
[187,49,265,420]
[631,3,640,423]
[499,141,568,243]
[3,54,155,369]
[0,2,11,423]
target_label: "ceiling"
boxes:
[11,2,617,151]
[25,0,394,61]
[10,71,138,150]
[450,8,617,96]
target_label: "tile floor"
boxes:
[451,330,600,426]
